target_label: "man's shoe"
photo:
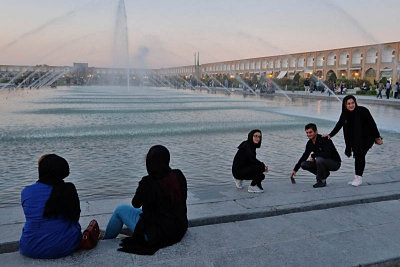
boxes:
[248,185,264,193]
[313,181,326,188]
[351,175,362,186]
[233,177,243,189]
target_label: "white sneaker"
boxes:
[351,175,363,187]
[233,178,243,189]
[348,175,357,185]
[248,185,264,193]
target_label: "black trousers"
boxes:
[354,151,367,176]
[300,157,341,182]
[235,166,265,186]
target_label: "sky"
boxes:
[0,0,399,69]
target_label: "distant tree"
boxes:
[328,72,337,83]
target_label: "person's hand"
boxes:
[265,165,269,172]
[321,134,331,139]
[308,157,314,162]
[375,137,383,145]
[291,171,296,177]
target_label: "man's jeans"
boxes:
[300,157,341,182]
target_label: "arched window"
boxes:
[339,51,349,65]
[275,58,281,68]
[282,57,288,68]
[351,50,362,65]
[290,56,296,68]
[382,46,394,63]
[268,59,273,69]
[262,60,267,69]
[316,54,324,67]
[307,55,314,67]
[366,48,377,64]
[298,56,305,67]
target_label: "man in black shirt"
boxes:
[291,123,341,188]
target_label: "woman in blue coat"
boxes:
[19,154,82,259]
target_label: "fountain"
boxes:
[112,0,130,88]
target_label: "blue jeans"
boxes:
[103,204,142,239]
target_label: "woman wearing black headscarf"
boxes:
[19,154,82,259]
[325,95,383,186]
[104,145,188,255]
[232,129,269,193]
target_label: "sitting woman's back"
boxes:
[117,145,188,255]
[19,154,81,259]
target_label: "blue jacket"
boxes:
[19,182,82,259]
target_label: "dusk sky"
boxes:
[0,0,399,69]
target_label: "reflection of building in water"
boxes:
[157,41,400,83]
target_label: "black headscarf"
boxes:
[341,95,358,117]
[247,129,262,149]
[38,154,69,185]
[38,154,80,223]
[146,145,172,179]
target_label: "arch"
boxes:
[290,56,296,68]
[262,60,267,69]
[339,70,347,78]
[339,51,349,65]
[351,49,362,65]
[382,46,394,63]
[250,62,255,70]
[245,61,249,70]
[275,58,281,68]
[256,61,261,70]
[268,59,274,69]
[316,54,324,67]
[327,52,336,66]
[326,70,336,80]
[365,68,376,77]
[366,48,377,64]
[240,63,244,70]
[282,57,288,68]
[307,55,314,67]
[298,56,305,67]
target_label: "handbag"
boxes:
[79,219,100,250]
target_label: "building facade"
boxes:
[157,41,400,84]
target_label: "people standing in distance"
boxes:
[232,129,269,193]
[291,123,341,188]
[323,95,383,186]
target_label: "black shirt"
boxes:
[294,134,341,172]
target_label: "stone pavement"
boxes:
[1,166,400,266]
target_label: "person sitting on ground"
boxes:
[19,154,82,259]
[103,145,188,255]
[232,129,269,193]
[291,123,341,188]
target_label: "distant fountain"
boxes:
[112,0,130,88]
[234,75,256,95]
[265,77,292,102]
[310,74,341,103]
[210,76,231,94]
[192,74,211,92]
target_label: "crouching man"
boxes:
[291,123,341,188]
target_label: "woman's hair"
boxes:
[247,129,262,148]
[342,95,358,113]
[146,145,171,179]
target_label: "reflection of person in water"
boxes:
[324,95,383,186]
[232,129,269,193]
